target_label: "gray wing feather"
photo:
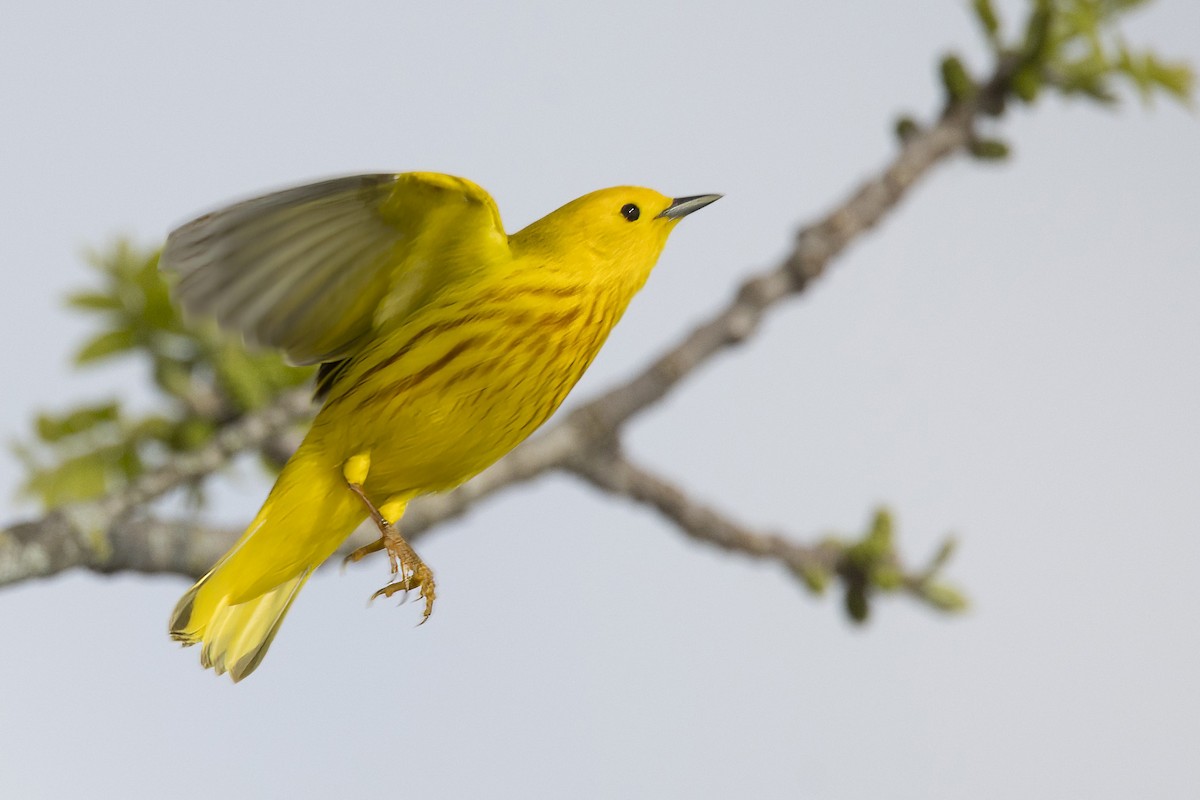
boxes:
[161,174,405,365]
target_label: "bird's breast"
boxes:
[313,278,625,494]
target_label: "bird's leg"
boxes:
[341,454,436,623]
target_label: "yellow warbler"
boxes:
[161,172,719,681]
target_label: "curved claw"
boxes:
[370,568,436,624]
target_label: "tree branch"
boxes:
[566,444,845,572]
[1,60,1013,601]
[564,444,963,614]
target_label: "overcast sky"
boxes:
[2,2,1198,798]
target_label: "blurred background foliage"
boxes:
[15,243,312,509]
[972,0,1192,105]
[899,0,1192,156]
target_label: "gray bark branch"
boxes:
[1,65,1011,600]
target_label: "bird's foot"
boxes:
[370,520,436,624]
[344,473,435,622]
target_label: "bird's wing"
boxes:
[160,172,507,365]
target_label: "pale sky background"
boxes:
[1,1,1198,798]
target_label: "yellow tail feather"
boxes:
[171,570,311,681]
[169,441,365,681]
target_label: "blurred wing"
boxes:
[160,172,506,365]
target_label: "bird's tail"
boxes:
[169,441,366,682]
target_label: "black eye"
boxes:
[620,203,640,221]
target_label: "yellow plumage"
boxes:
[161,172,718,681]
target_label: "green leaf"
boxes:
[845,585,869,623]
[968,138,1011,160]
[1021,0,1054,66]
[972,0,1001,46]
[894,116,920,143]
[136,253,180,330]
[75,328,138,365]
[1121,49,1196,103]
[1012,65,1043,103]
[863,508,893,555]
[927,535,958,575]
[34,403,120,442]
[24,452,112,506]
[793,562,829,594]
[151,357,197,398]
[872,566,903,592]
[214,347,273,410]
[131,414,175,443]
[1144,55,1194,101]
[65,291,123,312]
[1069,77,1119,103]
[116,443,144,482]
[922,583,969,613]
[940,54,976,103]
[169,418,217,451]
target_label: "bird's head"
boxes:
[511,186,720,289]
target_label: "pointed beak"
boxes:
[657,193,722,220]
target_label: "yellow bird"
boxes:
[161,172,719,681]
